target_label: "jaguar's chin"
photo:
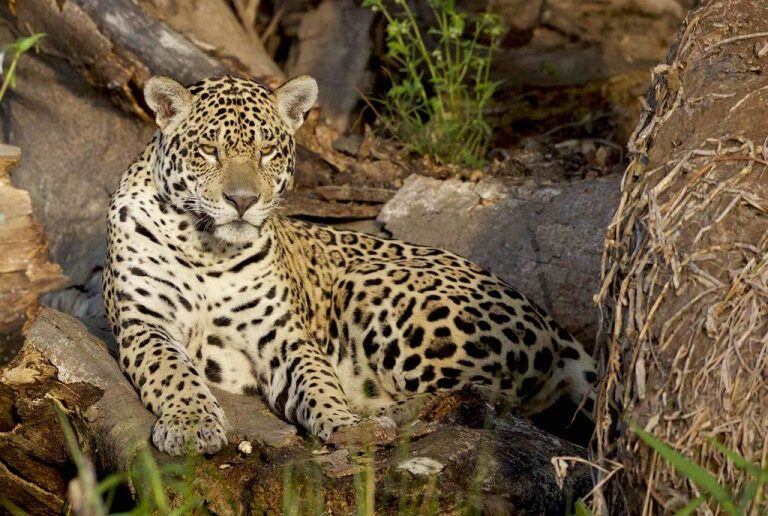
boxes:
[214,220,263,245]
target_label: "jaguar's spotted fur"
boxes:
[103,74,598,455]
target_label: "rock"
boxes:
[488,0,689,147]
[378,174,621,345]
[494,0,688,87]
[491,0,546,43]
[1,24,155,285]
[287,0,374,131]
[497,0,546,32]
[332,134,364,157]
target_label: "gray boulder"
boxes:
[378,174,621,346]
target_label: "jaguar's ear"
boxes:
[144,76,193,135]
[273,75,318,134]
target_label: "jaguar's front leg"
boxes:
[266,340,396,445]
[118,323,228,455]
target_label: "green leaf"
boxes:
[632,425,740,516]
[15,33,45,54]
[386,40,408,58]
[573,498,592,516]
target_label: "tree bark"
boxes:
[8,0,231,119]
[596,0,768,513]
[0,145,67,344]
[138,0,283,80]
[1,308,594,515]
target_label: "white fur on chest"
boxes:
[116,190,299,395]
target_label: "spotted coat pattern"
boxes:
[103,75,598,455]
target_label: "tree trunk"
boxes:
[1,308,594,514]
[596,0,768,513]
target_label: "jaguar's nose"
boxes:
[223,192,258,218]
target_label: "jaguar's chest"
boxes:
[169,261,305,391]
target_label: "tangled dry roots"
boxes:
[593,0,768,513]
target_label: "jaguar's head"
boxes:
[144,74,317,245]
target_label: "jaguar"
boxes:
[103,74,598,455]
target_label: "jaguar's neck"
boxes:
[268,216,344,326]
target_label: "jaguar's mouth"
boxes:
[213,217,264,244]
[193,215,254,231]
[218,217,264,230]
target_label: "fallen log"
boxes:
[138,0,283,79]
[595,0,768,513]
[1,308,595,514]
[8,0,281,118]
[315,185,396,204]
[282,192,385,220]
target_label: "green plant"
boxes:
[363,0,504,167]
[633,424,768,516]
[0,33,45,104]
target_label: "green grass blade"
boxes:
[737,481,757,511]
[130,449,170,514]
[675,495,706,516]
[710,440,761,477]
[0,498,30,516]
[632,425,740,516]
[96,471,129,494]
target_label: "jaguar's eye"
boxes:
[261,145,276,156]
[199,144,218,161]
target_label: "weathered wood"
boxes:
[282,192,383,220]
[0,145,67,336]
[138,0,283,79]
[287,0,374,131]
[9,0,276,118]
[315,185,396,204]
[1,308,594,514]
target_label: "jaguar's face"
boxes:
[144,74,317,245]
